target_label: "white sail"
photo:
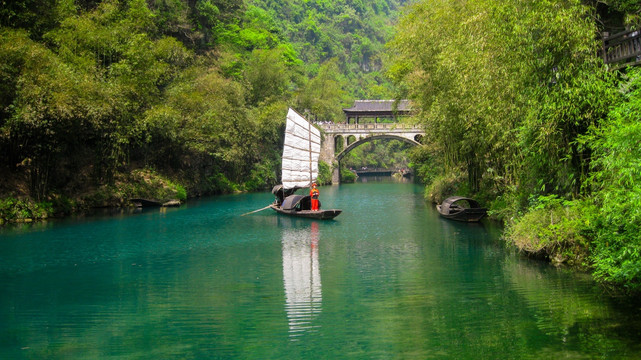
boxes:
[282,108,321,190]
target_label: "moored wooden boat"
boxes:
[437,196,487,222]
[130,198,182,208]
[130,198,162,207]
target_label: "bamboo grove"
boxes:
[390,0,641,292]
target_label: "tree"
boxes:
[0,0,60,39]
[388,0,613,199]
[296,58,349,122]
[244,48,294,106]
[582,68,641,292]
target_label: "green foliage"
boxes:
[0,0,61,39]
[81,169,187,207]
[244,160,278,192]
[340,164,357,183]
[206,173,239,194]
[341,139,412,170]
[389,0,641,292]
[1,0,303,204]
[244,47,298,105]
[247,0,401,99]
[580,68,641,292]
[608,0,641,25]
[0,0,410,225]
[0,28,82,199]
[390,0,611,197]
[505,195,589,266]
[295,58,350,122]
[517,64,616,197]
[389,0,614,199]
[0,197,53,222]
[485,188,528,223]
[48,194,78,216]
[424,171,466,205]
[408,144,437,184]
[317,160,332,185]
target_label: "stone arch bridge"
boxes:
[318,123,425,184]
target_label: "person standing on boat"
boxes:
[310,183,320,211]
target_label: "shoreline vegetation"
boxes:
[390,0,641,294]
[0,168,187,224]
[2,0,641,294]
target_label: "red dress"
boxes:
[310,187,320,211]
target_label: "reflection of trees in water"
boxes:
[282,222,321,340]
[503,257,641,357]
[358,174,412,183]
[504,257,605,333]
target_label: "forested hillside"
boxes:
[247,0,405,99]
[0,0,401,220]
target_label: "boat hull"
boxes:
[436,205,487,222]
[270,204,342,220]
[130,198,161,207]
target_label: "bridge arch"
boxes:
[335,134,420,162]
[334,135,344,153]
[318,122,424,184]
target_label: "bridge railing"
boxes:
[603,29,641,69]
[317,123,422,131]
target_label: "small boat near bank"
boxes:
[269,108,342,220]
[437,196,487,222]
[130,198,181,208]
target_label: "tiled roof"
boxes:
[343,100,411,113]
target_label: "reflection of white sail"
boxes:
[282,223,321,339]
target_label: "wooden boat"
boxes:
[269,108,342,220]
[270,186,342,220]
[130,198,162,207]
[130,198,181,208]
[437,196,487,222]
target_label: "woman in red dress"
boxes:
[310,183,320,211]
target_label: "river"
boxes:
[1,181,640,359]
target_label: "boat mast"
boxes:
[308,120,313,188]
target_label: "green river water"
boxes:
[1,181,640,359]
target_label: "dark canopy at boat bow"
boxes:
[281,195,306,210]
[439,196,482,215]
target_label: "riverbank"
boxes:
[0,158,343,225]
[0,168,192,224]
[423,171,638,295]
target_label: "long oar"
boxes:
[240,204,272,216]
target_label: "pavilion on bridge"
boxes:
[342,100,412,125]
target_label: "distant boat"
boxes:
[130,198,162,207]
[130,198,181,208]
[269,108,342,220]
[437,196,487,222]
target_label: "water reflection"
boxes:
[357,174,413,183]
[4,183,641,359]
[281,221,322,340]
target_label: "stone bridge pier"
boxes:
[318,123,424,184]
